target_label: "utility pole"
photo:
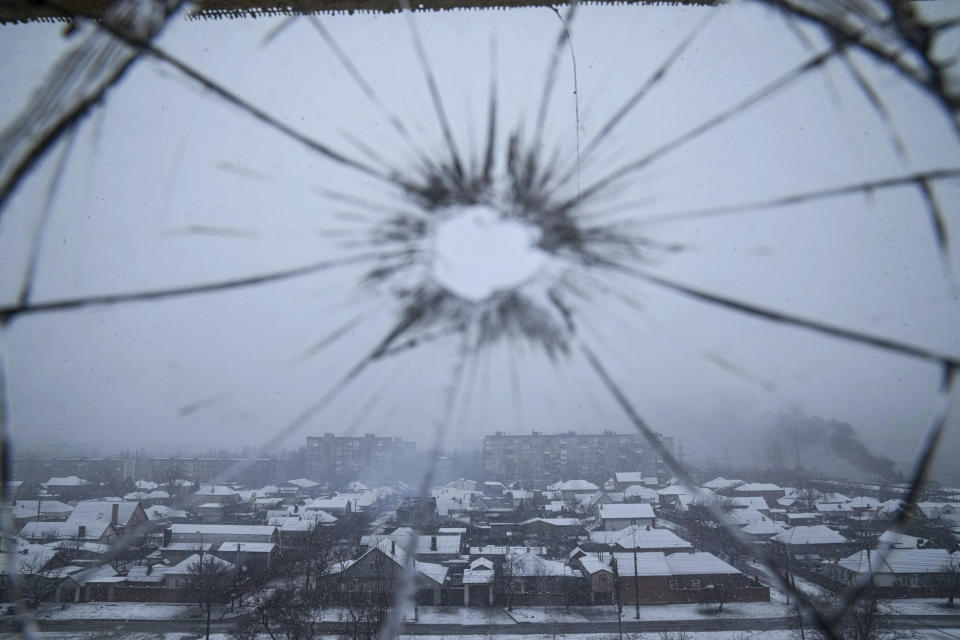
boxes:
[632,530,640,620]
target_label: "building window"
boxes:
[669,579,679,590]
[691,579,701,590]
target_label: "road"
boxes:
[4,614,960,636]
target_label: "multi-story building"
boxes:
[305,433,417,487]
[483,430,672,487]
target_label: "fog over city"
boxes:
[1,1,959,481]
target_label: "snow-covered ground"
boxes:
[30,602,210,620]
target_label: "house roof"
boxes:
[664,552,742,575]
[268,517,315,532]
[846,497,882,509]
[506,550,578,577]
[598,503,655,520]
[70,501,141,529]
[624,485,659,499]
[550,480,599,492]
[10,500,74,518]
[218,541,276,553]
[361,531,462,555]
[171,524,277,537]
[134,481,159,490]
[521,517,580,527]
[606,551,742,577]
[735,483,782,492]
[370,540,448,585]
[702,477,746,490]
[729,496,769,511]
[588,525,692,550]
[741,518,786,536]
[469,545,547,556]
[44,476,89,487]
[877,530,924,549]
[287,478,320,488]
[194,485,237,496]
[771,525,848,545]
[838,548,954,575]
[615,472,645,483]
[166,553,235,575]
[20,520,108,541]
[657,484,695,496]
[145,505,188,520]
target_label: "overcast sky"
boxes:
[1,2,958,482]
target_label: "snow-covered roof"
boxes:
[615,472,645,483]
[218,541,276,553]
[361,531,461,555]
[878,530,925,549]
[657,484,695,496]
[63,501,140,532]
[303,510,337,524]
[588,525,692,550]
[665,552,741,575]
[20,520,103,541]
[287,478,320,488]
[838,548,954,575]
[521,517,580,527]
[134,480,158,490]
[729,496,769,511]
[741,518,785,537]
[846,496,882,509]
[369,540,448,585]
[735,483,782,492]
[171,524,277,537]
[162,542,213,552]
[146,505,187,521]
[166,553,235,575]
[438,527,467,534]
[7,542,59,574]
[194,485,236,496]
[624,485,659,499]
[598,503,655,520]
[268,516,315,532]
[702,477,745,490]
[551,479,599,492]
[9,500,74,518]
[506,550,578,577]
[469,545,547,556]
[70,564,120,585]
[771,525,848,545]
[44,476,89,487]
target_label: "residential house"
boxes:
[770,525,850,560]
[598,503,655,531]
[495,549,583,607]
[330,539,448,605]
[462,557,495,606]
[577,551,769,605]
[613,472,646,492]
[585,525,693,554]
[733,483,785,505]
[833,548,956,595]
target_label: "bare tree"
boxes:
[187,555,233,640]
[231,586,318,640]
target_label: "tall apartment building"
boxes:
[483,430,673,487]
[305,433,417,487]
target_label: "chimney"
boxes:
[78,525,86,539]
[111,503,119,526]
[430,536,437,551]
[391,540,396,555]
